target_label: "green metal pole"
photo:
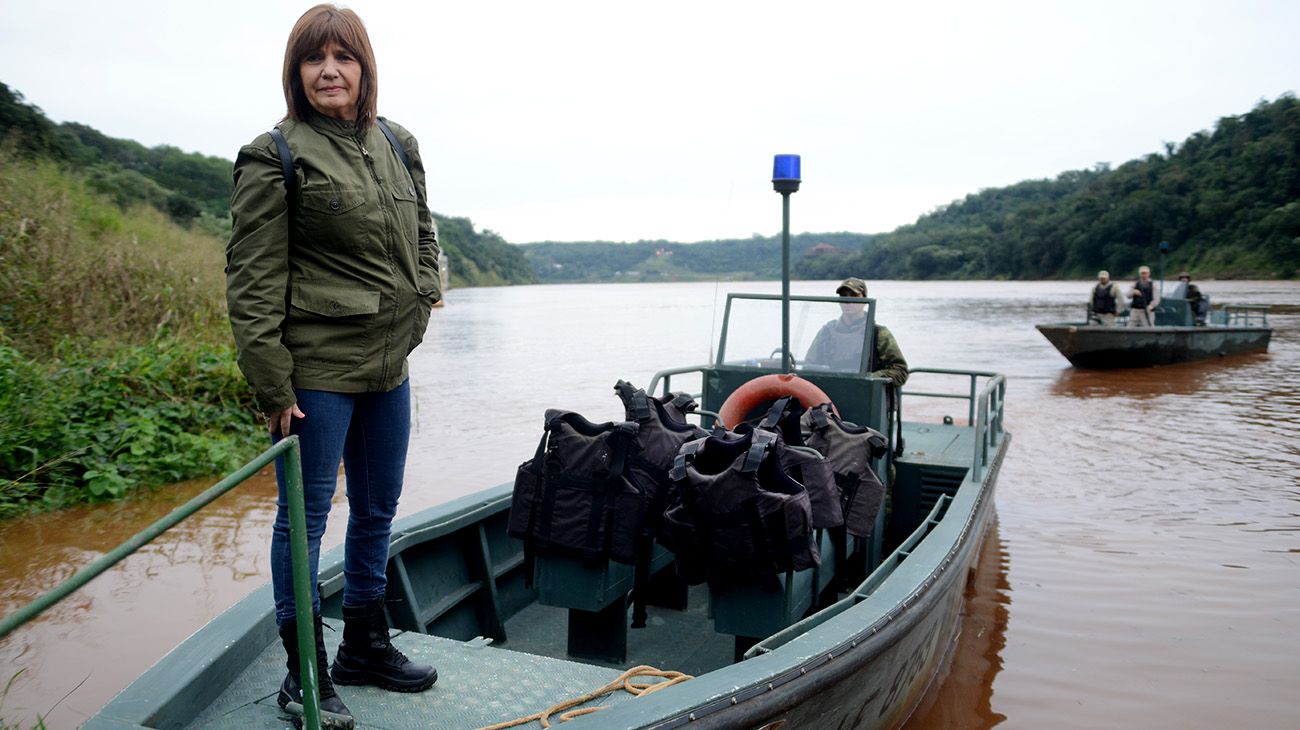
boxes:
[284,440,322,730]
[781,191,792,374]
[0,438,297,641]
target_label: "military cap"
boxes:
[836,277,868,297]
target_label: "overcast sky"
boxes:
[2,1,1297,243]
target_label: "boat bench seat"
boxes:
[533,544,675,663]
[710,528,835,658]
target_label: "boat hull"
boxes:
[1035,322,1271,369]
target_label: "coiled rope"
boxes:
[478,665,693,730]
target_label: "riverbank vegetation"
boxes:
[802,94,1300,281]
[523,232,873,283]
[0,150,263,517]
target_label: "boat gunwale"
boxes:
[1035,321,1273,334]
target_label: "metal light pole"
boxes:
[772,154,801,374]
[1158,240,1170,291]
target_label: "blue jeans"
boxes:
[271,379,410,626]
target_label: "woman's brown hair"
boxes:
[282,4,378,128]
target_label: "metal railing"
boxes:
[646,364,710,398]
[904,368,1006,481]
[1223,304,1270,327]
[903,368,999,426]
[0,438,326,730]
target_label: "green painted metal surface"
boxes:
[1036,322,1272,368]
[188,630,641,729]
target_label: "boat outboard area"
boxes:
[1036,279,1273,369]
[85,292,1009,730]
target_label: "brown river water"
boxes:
[1,280,1297,729]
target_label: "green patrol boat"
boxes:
[74,289,1008,730]
[25,158,1011,729]
[1037,281,1271,369]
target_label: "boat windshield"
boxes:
[1163,280,1187,298]
[719,294,875,374]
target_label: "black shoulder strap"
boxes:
[808,405,830,429]
[667,393,697,414]
[743,430,774,473]
[375,118,411,171]
[671,438,706,482]
[613,380,652,423]
[271,120,413,200]
[269,126,296,201]
[759,396,792,431]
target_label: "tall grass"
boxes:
[0,150,228,353]
[0,148,262,516]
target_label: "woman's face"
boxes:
[299,41,361,120]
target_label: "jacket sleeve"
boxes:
[872,325,909,388]
[388,120,442,301]
[225,136,296,413]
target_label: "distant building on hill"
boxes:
[807,242,841,256]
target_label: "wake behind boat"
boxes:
[1037,279,1271,368]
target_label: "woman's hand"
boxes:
[268,404,306,437]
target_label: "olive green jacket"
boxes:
[871,325,909,388]
[226,114,441,412]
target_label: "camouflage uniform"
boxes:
[871,325,909,388]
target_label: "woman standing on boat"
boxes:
[225,4,441,720]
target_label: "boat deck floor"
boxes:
[898,421,978,469]
[188,587,729,729]
[189,629,623,729]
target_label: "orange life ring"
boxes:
[717,373,837,429]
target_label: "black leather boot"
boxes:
[331,596,437,692]
[278,616,353,721]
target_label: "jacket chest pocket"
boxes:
[284,282,381,372]
[391,184,419,246]
[295,186,377,253]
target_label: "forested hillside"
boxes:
[0,82,534,287]
[521,96,1299,282]
[802,95,1300,280]
[524,232,873,282]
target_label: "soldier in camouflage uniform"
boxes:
[804,277,909,387]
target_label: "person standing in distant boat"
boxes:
[1088,270,1123,326]
[225,4,441,723]
[1127,265,1159,327]
[1178,272,1207,325]
[804,277,909,387]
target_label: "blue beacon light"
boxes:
[772,154,800,373]
[772,154,801,193]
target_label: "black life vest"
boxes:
[613,380,707,521]
[1132,279,1154,310]
[662,429,819,586]
[800,403,889,539]
[754,397,844,530]
[1092,283,1117,314]
[507,410,645,564]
